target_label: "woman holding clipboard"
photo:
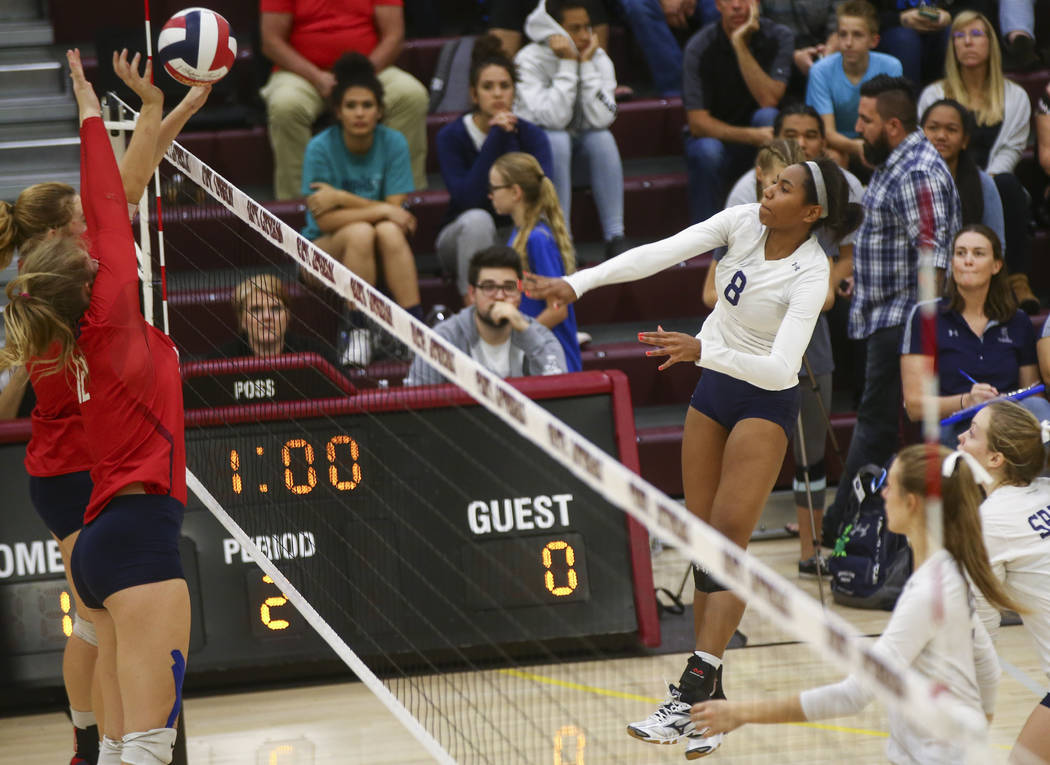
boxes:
[900,224,1050,445]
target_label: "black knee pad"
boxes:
[792,460,827,508]
[693,563,727,593]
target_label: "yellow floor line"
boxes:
[499,666,1007,748]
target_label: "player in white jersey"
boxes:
[957,400,1050,765]
[690,444,1023,764]
[525,157,862,759]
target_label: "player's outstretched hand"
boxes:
[522,273,577,305]
[690,700,744,735]
[113,49,162,108]
[638,325,701,371]
[67,49,102,123]
[180,84,212,115]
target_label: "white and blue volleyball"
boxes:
[157,7,237,86]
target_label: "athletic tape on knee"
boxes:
[72,613,98,647]
[122,727,177,765]
[167,649,185,729]
[693,563,727,593]
[98,735,123,765]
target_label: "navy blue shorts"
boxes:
[689,369,801,438]
[29,471,93,540]
[70,495,185,609]
[1042,692,1050,710]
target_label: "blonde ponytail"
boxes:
[494,152,576,276]
[0,182,78,270]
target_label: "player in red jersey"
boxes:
[0,50,191,765]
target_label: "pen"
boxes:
[958,369,979,386]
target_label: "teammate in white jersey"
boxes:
[525,157,862,759]
[957,400,1050,765]
[690,444,1022,764]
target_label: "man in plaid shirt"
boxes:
[825,74,961,541]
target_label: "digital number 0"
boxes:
[327,435,362,491]
[1028,507,1050,539]
[542,540,579,596]
[553,725,585,765]
[723,270,747,306]
[282,439,317,495]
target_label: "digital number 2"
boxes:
[723,270,747,306]
[1028,507,1050,539]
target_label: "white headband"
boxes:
[805,161,829,219]
[941,450,994,488]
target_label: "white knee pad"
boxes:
[122,727,177,765]
[72,613,98,647]
[97,735,122,765]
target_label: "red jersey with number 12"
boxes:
[75,117,186,523]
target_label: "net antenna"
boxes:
[104,93,994,760]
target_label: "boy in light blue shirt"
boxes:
[805,0,902,166]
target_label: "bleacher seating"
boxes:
[72,15,1050,497]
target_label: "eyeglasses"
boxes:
[488,183,511,194]
[952,29,985,40]
[474,280,521,296]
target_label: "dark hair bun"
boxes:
[332,52,375,81]
[471,34,505,67]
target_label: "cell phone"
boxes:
[917,4,941,20]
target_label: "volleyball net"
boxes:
[102,93,997,763]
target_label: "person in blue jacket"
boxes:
[434,34,554,301]
[489,151,581,372]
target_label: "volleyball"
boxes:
[157,7,237,86]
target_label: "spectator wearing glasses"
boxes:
[405,245,566,385]
[918,11,1035,309]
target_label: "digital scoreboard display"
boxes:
[0,372,658,689]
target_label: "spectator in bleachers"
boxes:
[806,0,902,174]
[300,53,425,367]
[404,245,567,385]
[901,224,1048,445]
[616,0,715,97]
[759,0,838,95]
[1035,79,1050,227]
[683,0,794,223]
[489,152,583,371]
[871,0,950,87]
[918,11,1036,310]
[488,0,611,58]
[920,99,1009,275]
[999,0,1043,70]
[435,35,554,301]
[705,137,839,575]
[514,0,628,259]
[260,0,428,199]
[824,74,961,544]
[214,274,338,366]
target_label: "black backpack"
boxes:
[828,463,913,610]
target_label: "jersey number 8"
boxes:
[724,270,747,306]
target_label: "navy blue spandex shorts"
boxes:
[689,368,801,438]
[70,494,185,609]
[1042,692,1050,710]
[29,471,93,540]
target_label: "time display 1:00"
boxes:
[228,435,362,496]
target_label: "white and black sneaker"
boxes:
[685,663,726,760]
[626,683,695,744]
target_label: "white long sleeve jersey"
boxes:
[799,549,999,765]
[563,204,828,390]
[975,479,1050,684]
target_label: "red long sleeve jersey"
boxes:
[75,117,186,523]
[24,352,92,477]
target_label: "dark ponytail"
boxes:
[330,52,384,111]
[802,157,863,245]
[920,99,984,226]
[469,34,517,91]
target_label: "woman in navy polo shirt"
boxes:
[901,224,1049,445]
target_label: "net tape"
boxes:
[106,96,986,752]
